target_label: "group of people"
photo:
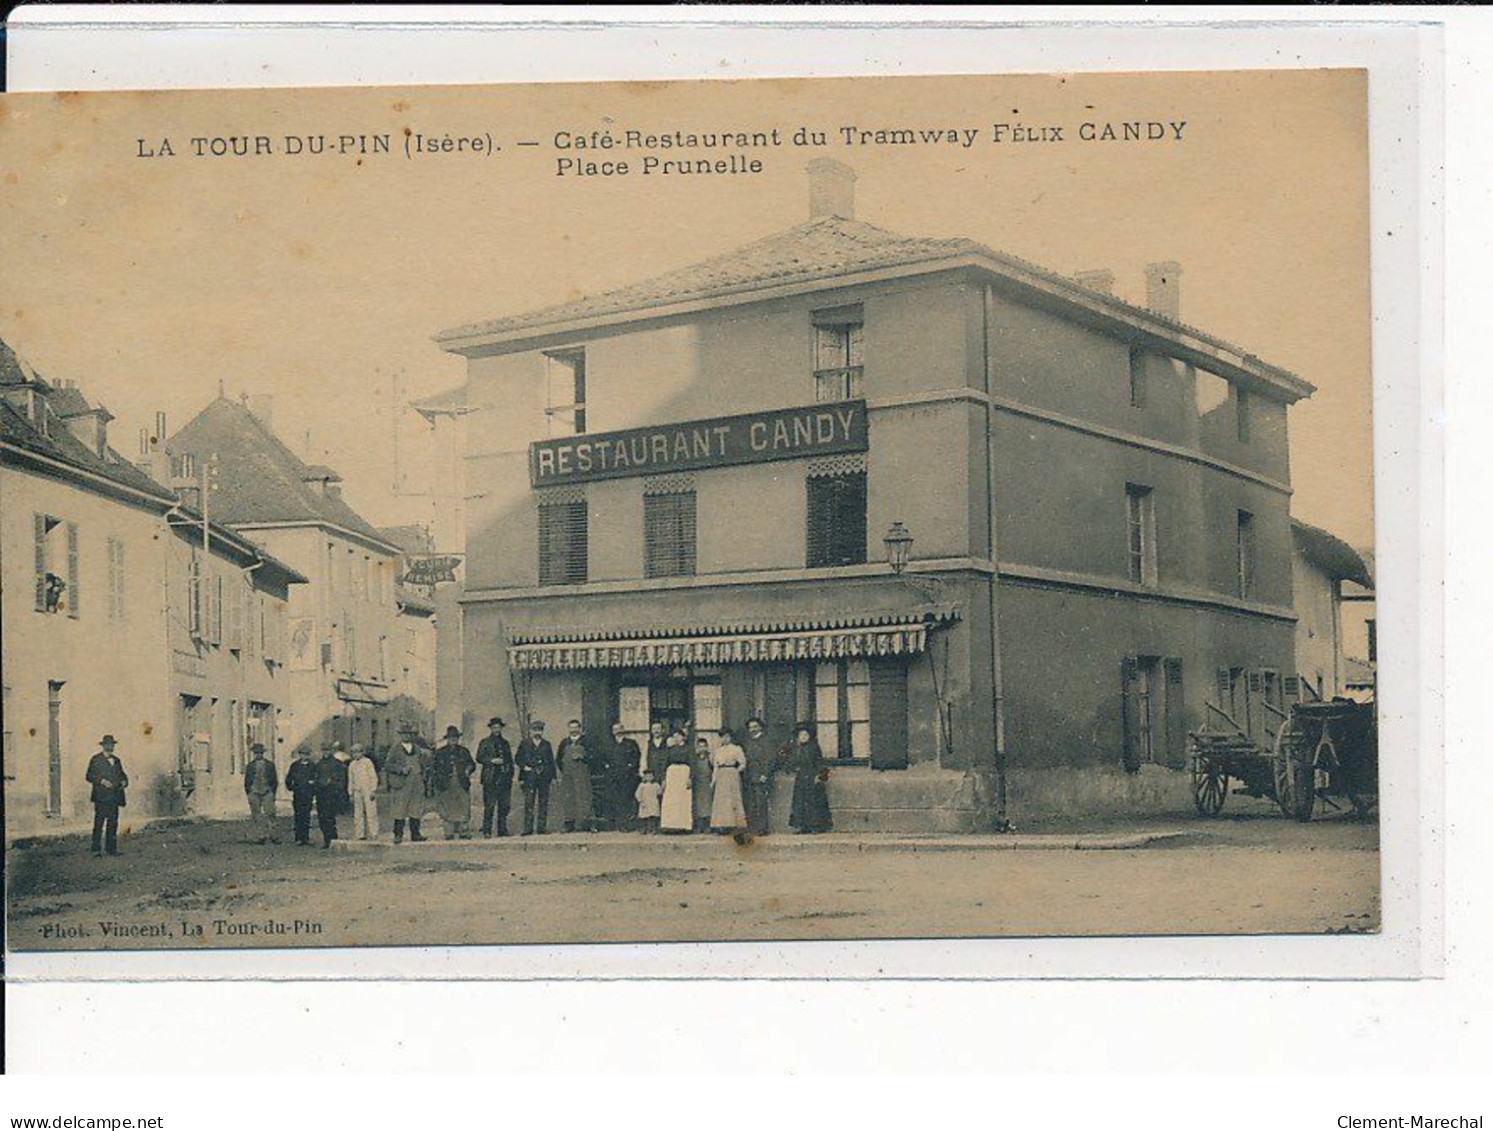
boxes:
[75,715,836,859]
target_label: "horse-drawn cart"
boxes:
[1188,697,1377,821]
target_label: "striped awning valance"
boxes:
[506,606,957,672]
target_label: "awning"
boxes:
[507,606,957,672]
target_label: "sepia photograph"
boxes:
[1,68,1381,953]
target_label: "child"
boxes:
[634,770,662,834]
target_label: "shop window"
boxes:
[539,498,588,585]
[1236,510,1256,599]
[1125,484,1157,586]
[813,305,863,402]
[814,659,871,762]
[644,487,697,578]
[33,514,77,617]
[806,465,867,568]
[545,349,587,435]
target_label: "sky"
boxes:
[0,70,1372,549]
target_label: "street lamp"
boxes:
[884,521,915,575]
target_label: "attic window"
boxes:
[544,349,587,436]
[813,305,864,402]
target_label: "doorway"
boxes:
[46,680,64,815]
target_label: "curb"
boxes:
[328,830,1192,853]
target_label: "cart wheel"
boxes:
[1273,721,1315,822]
[1191,757,1228,817]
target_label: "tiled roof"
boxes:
[0,339,175,503]
[438,217,982,343]
[167,397,398,553]
[434,216,1311,396]
[1292,518,1373,589]
[378,524,433,554]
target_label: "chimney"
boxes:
[136,411,172,485]
[807,158,856,221]
[1144,261,1183,320]
[248,394,274,434]
[1074,268,1116,295]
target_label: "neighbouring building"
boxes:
[431,160,1314,828]
[1290,519,1375,702]
[167,395,431,774]
[377,523,441,734]
[2,341,303,837]
[408,385,478,732]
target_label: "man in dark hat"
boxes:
[742,717,779,837]
[430,724,476,839]
[284,747,320,846]
[243,742,280,844]
[476,717,515,838]
[383,723,428,844]
[313,744,351,848]
[606,721,643,831]
[515,720,556,835]
[85,735,129,857]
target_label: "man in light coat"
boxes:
[347,743,380,840]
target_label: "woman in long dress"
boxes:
[710,728,747,833]
[788,724,833,834]
[659,731,694,834]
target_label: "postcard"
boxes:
[1,69,1380,953]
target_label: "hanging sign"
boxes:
[403,554,463,585]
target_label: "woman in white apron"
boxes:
[659,731,694,834]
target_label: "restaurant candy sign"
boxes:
[530,400,868,486]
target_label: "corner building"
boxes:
[436,162,1312,828]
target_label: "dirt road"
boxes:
[7,811,1379,950]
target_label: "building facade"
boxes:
[2,342,302,837]
[168,396,432,773]
[1291,519,1374,701]
[434,162,1313,827]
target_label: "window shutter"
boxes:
[539,500,588,585]
[1247,670,1263,694]
[1215,668,1231,708]
[34,514,48,611]
[66,522,80,618]
[644,490,697,579]
[1120,655,1141,772]
[868,659,909,770]
[1163,658,1186,768]
[1283,674,1302,702]
[806,471,868,569]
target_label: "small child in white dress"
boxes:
[634,771,662,834]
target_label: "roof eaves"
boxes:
[436,249,1313,402]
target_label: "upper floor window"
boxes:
[545,349,587,435]
[644,482,698,579]
[806,458,868,569]
[1236,510,1256,599]
[187,550,203,637]
[1128,347,1147,409]
[1233,384,1252,443]
[538,493,588,586]
[33,514,77,617]
[813,305,863,402]
[1125,484,1158,587]
[106,537,127,623]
